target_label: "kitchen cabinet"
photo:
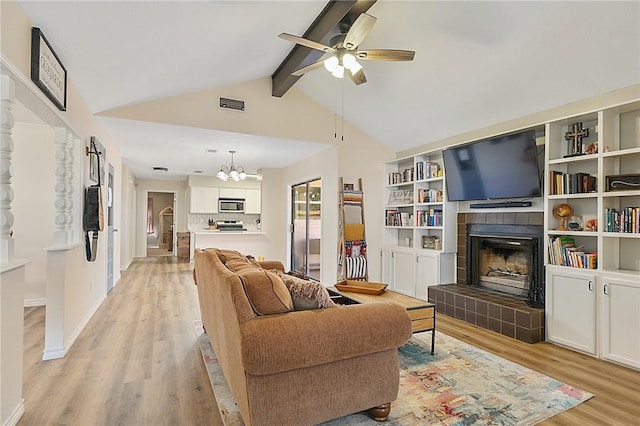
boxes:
[600,274,640,369]
[219,188,245,199]
[545,266,597,355]
[189,187,218,213]
[245,189,261,214]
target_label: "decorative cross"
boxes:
[564,122,589,156]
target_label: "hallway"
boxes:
[19,257,222,426]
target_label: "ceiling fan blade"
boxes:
[343,13,377,50]
[347,68,367,85]
[278,33,336,53]
[357,49,415,61]
[291,57,328,76]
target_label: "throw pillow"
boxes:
[239,269,294,315]
[272,270,337,311]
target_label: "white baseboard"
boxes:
[2,400,25,426]
[41,294,106,361]
[24,298,46,307]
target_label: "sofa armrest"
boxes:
[240,303,412,375]
[258,260,284,272]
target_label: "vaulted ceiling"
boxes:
[15,1,640,180]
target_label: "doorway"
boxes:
[291,178,321,280]
[146,191,176,257]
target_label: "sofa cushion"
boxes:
[239,269,294,315]
[272,270,337,310]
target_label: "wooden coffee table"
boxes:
[329,287,436,355]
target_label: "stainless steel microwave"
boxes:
[219,198,245,213]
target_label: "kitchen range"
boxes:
[214,220,247,232]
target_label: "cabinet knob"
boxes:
[588,280,592,291]
[604,284,608,295]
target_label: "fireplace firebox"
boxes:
[466,223,544,307]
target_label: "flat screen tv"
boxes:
[442,130,542,202]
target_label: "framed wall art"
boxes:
[30,27,67,111]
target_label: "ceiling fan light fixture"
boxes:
[324,56,339,72]
[332,64,345,78]
[343,53,362,73]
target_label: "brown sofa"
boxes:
[193,248,412,426]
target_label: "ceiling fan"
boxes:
[279,12,415,85]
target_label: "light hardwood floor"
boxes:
[20,257,222,426]
[20,257,640,425]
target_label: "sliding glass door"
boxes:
[291,179,321,280]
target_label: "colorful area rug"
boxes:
[193,321,593,425]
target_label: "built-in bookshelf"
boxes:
[382,150,457,299]
[544,102,640,276]
[544,100,640,370]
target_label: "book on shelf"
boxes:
[549,171,597,195]
[547,235,597,269]
[388,167,414,185]
[385,210,411,227]
[605,207,640,233]
[416,188,443,203]
[416,208,442,227]
[416,161,441,180]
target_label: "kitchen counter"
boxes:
[191,229,264,235]
[189,229,270,261]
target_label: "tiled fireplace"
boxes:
[428,212,545,343]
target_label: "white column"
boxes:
[66,133,75,242]
[53,128,75,245]
[0,75,15,263]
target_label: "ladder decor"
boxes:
[338,177,368,281]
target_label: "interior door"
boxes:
[107,164,115,293]
[291,179,321,280]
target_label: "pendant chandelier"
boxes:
[217,150,246,181]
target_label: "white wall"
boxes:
[12,122,55,304]
[337,134,394,282]
[134,179,187,258]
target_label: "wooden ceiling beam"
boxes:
[271,0,376,98]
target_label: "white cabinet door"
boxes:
[416,252,439,301]
[245,189,261,214]
[600,275,640,369]
[189,187,204,213]
[381,249,391,285]
[190,187,219,213]
[219,188,245,199]
[545,267,597,355]
[202,188,219,213]
[392,250,415,297]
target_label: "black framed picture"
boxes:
[31,27,67,111]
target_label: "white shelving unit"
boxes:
[544,100,640,370]
[382,150,457,300]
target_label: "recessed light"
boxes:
[193,170,203,174]
[206,149,217,153]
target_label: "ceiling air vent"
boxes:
[219,97,245,111]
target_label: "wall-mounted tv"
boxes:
[442,130,542,202]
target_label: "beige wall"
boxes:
[1,3,132,410]
[12,122,55,303]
